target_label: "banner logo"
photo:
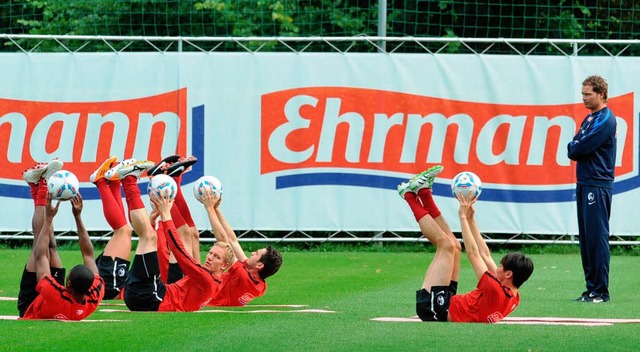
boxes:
[261,87,636,202]
[0,89,205,199]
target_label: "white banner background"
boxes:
[0,53,637,236]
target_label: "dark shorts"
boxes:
[17,267,66,317]
[124,252,166,311]
[96,253,130,300]
[416,285,453,322]
[167,262,184,284]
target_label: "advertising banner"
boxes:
[0,53,636,235]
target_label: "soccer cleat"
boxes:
[42,159,64,181]
[165,156,198,177]
[105,158,136,181]
[22,162,49,183]
[397,182,417,199]
[409,165,444,191]
[90,156,118,183]
[148,154,181,176]
[117,160,155,179]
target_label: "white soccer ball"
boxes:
[451,171,482,201]
[147,174,177,200]
[47,170,80,201]
[193,175,223,203]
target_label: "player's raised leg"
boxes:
[91,156,134,299]
[411,165,462,287]
[117,159,156,253]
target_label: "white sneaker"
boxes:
[22,162,49,183]
[42,159,64,181]
[105,158,136,181]
[117,160,155,179]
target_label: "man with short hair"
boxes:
[398,166,534,323]
[567,75,616,303]
[201,191,283,306]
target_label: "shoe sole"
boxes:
[43,160,64,181]
[117,161,155,179]
[166,157,198,177]
[23,164,48,183]
[148,154,181,176]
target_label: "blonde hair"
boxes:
[214,241,236,266]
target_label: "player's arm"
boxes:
[200,190,229,243]
[215,200,247,263]
[458,198,488,280]
[35,196,60,281]
[151,191,207,280]
[568,110,615,159]
[466,205,497,274]
[150,209,170,283]
[70,193,99,275]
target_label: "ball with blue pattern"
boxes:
[47,170,80,201]
[148,174,177,200]
[451,171,482,201]
[193,175,223,203]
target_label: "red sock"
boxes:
[108,179,126,215]
[172,175,195,227]
[418,188,441,218]
[96,179,128,229]
[35,181,48,207]
[121,176,145,211]
[404,192,429,222]
[171,203,187,229]
[29,183,39,203]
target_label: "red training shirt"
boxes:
[208,260,266,306]
[158,220,223,312]
[21,274,105,320]
[448,271,520,323]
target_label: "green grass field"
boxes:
[0,247,638,351]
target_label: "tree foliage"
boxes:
[0,0,638,54]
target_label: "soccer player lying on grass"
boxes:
[19,193,105,320]
[113,159,234,311]
[398,166,534,323]
[198,190,283,306]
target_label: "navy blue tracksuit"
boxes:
[567,106,616,299]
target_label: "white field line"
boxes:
[196,309,335,314]
[99,308,334,314]
[371,316,639,326]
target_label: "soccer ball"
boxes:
[193,175,223,203]
[47,170,80,201]
[451,171,482,201]
[147,174,177,200]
